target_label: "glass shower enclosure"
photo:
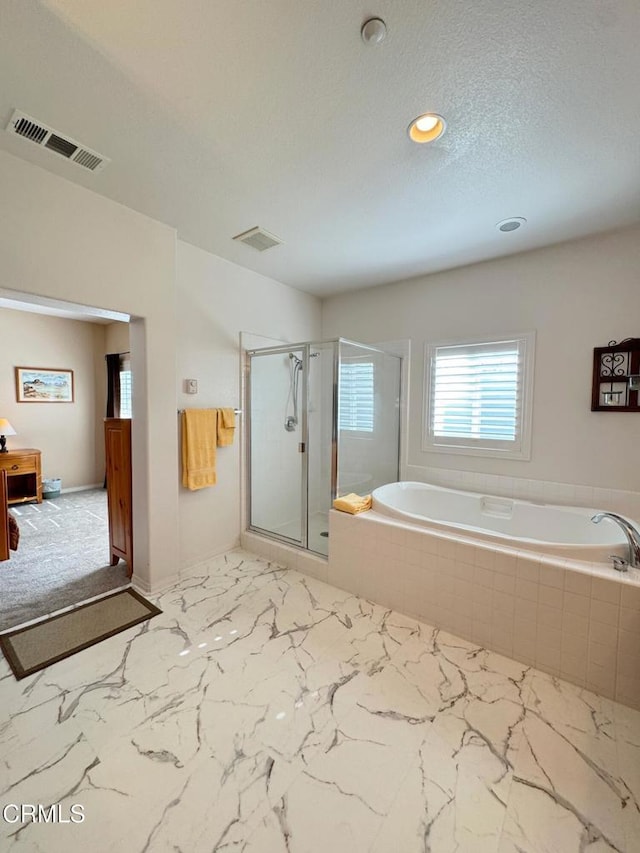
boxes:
[246,339,401,556]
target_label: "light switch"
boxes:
[185,379,198,394]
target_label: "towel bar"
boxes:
[178,408,242,415]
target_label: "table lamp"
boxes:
[0,418,16,453]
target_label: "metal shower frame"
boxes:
[245,338,401,555]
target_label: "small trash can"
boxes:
[42,478,62,499]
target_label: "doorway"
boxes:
[0,291,133,631]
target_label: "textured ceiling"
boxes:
[1,0,639,295]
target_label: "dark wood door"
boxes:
[0,470,9,562]
[104,418,133,577]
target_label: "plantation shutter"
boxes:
[119,354,132,419]
[430,340,522,444]
[339,361,375,432]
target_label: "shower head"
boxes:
[288,353,303,368]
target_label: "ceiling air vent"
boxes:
[232,226,283,252]
[6,110,110,173]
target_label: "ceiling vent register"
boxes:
[5,110,110,173]
[232,226,282,252]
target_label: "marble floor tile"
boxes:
[429,638,530,806]
[255,771,387,853]
[615,703,640,852]
[322,602,423,675]
[503,673,632,852]
[372,728,507,853]
[1,547,639,852]
[1,732,99,851]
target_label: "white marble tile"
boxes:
[321,601,422,675]
[258,770,387,853]
[504,672,631,852]
[1,732,99,851]
[372,728,507,853]
[2,547,640,852]
[429,639,529,806]
[614,702,640,852]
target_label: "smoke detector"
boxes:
[232,227,283,252]
[496,217,527,232]
[5,110,110,173]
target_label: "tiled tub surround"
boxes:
[372,481,634,562]
[406,463,640,524]
[328,510,640,710]
[1,548,640,852]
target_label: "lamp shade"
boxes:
[0,418,16,436]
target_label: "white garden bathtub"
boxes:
[372,481,636,563]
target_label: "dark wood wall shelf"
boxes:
[591,338,640,412]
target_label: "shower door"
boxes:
[336,340,401,499]
[248,346,308,546]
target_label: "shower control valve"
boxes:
[284,416,297,432]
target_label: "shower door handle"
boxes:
[298,443,306,453]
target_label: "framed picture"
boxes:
[15,367,75,403]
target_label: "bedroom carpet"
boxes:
[0,489,129,632]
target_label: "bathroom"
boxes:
[2,4,640,850]
[243,227,640,711]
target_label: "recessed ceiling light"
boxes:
[408,113,446,144]
[496,217,527,232]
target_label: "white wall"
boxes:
[105,321,130,355]
[0,149,178,589]
[322,226,640,496]
[0,150,322,583]
[0,308,105,487]
[176,241,321,566]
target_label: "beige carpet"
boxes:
[1,489,129,631]
[0,589,161,679]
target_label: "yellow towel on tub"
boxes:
[181,409,217,490]
[216,408,236,446]
[333,493,372,514]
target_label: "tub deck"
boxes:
[328,507,640,710]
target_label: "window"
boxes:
[119,354,132,419]
[339,361,374,432]
[423,332,534,459]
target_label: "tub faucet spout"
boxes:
[591,512,640,568]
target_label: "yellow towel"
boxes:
[181,409,217,490]
[216,408,236,447]
[333,493,372,514]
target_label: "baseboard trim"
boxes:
[178,538,242,574]
[60,483,103,494]
[132,539,242,595]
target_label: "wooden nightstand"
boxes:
[0,449,42,505]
